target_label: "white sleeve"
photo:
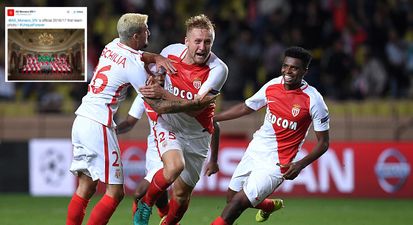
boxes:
[128,96,145,119]
[198,63,228,96]
[244,80,274,111]
[310,92,330,131]
[160,43,186,57]
[127,54,148,92]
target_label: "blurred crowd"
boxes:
[1,0,413,113]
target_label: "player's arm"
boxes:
[116,115,139,134]
[280,130,329,180]
[215,77,271,122]
[140,85,218,117]
[141,52,176,74]
[204,121,220,176]
[142,94,217,114]
[214,103,255,122]
[139,82,218,114]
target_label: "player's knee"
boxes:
[226,195,232,203]
[77,184,97,199]
[164,163,184,182]
[88,186,97,197]
[226,189,237,203]
[111,190,125,202]
[106,186,125,202]
[231,193,251,209]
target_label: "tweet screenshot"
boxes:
[5,7,87,82]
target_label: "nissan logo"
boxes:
[375,148,411,193]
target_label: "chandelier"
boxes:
[38,32,54,45]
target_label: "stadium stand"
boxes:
[1,0,412,141]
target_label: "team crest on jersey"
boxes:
[193,79,202,89]
[115,169,122,179]
[292,104,301,117]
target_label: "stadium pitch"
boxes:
[0,194,411,225]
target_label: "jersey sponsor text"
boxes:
[265,112,298,130]
[167,83,195,100]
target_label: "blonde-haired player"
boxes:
[135,14,228,225]
[66,13,175,225]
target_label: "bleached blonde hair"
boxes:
[117,13,148,42]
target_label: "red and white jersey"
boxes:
[128,95,158,142]
[75,38,148,127]
[159,43,228,138]
[245,76,329,166]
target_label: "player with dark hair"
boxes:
[65,13,177,225]
[135,14,228,225]
[210,46,330,225]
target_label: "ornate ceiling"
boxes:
[8,29,84,52]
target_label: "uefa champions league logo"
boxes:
[39,148,67,186]
[374,148,411,193]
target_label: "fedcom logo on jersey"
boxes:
[167,84,195,100]
[266,112,298,130]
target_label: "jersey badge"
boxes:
[115,169,122,179]
[193,79,202,89]
[292,104,301,117]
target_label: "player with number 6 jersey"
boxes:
[66,13,175,225]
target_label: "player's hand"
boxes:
[139,83,166,99]
[145,74,156,85]
[194,88,219,108]
[154,55,177,74]
[277,162,304,180]
[192,94,218,110]
[204,161,219,176]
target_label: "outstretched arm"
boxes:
[280,130,329,180]
[214,102,255,122]
[204,121,220,176]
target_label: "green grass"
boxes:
[0,194,412,225]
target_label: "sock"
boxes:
[210,216,229,225]
[66,193,89,225]
[163,197,189,225]
[86,195,119,225]
[132,200,137,218]
[156,191,170,218]
[142,169,171,206]
[255,199,275,212]
[157,204,169,218]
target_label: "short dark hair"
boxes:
[284,46,312,69]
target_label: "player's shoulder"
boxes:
[161,43,186,57]
[302,81,325,102]
[265,76,283,87]
[207,52,228,74]
[108,38,142,56]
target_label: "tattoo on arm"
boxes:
[143,97,199,114]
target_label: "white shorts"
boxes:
[143,136,163,182]
[154,122,210,187]
[229,140,284,207]
[70,116,123,184]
